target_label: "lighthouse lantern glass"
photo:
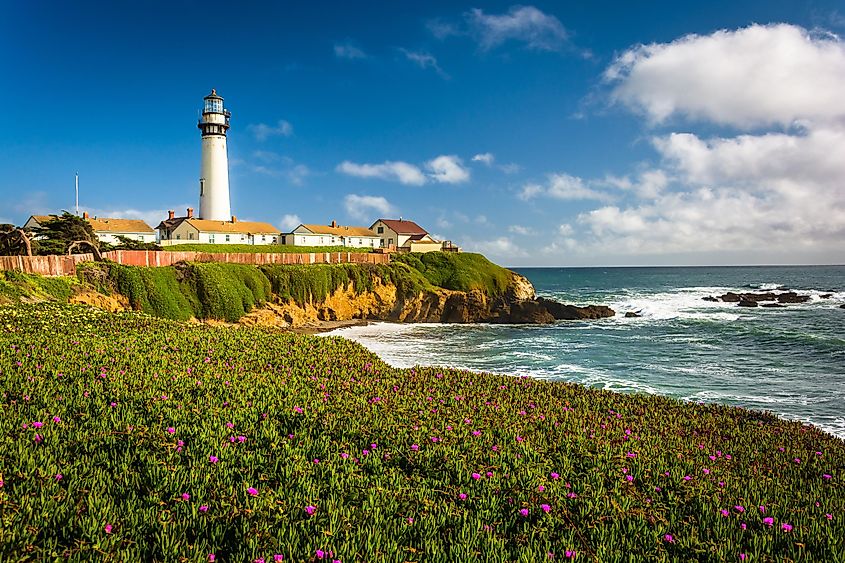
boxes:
[205,98,223,113]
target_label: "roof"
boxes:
[88,218,155,234]
[156,217,189,231]
[185,219,280,234]
[296,224,378,237]
[372,219,428,235]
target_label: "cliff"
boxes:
[66,253,615,327]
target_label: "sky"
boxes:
[2,1,844,267]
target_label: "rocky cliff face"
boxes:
[241,272,615,329]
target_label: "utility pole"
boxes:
[75,172,79,216]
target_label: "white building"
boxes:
[24,214,156,245]
[157,209,280,245]
[285,221,380,248]
[198,89,232,221]
[369,218,459,253]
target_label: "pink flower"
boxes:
[826,514,833,520]
[181,493,190,501]
[565,551,575,559]
[664,534,674,543]
[209,555,216,562]
[740,523,747,530]
[550,472,560,480]
[720,509,729,517]
[734,505,745,513]
[166,427,175,434]
[313,458,320,464]
[105,524,113,534]
[247,487,258,496]
[823,474,832,480]
[34,434,42,444]
[625,475,634,482]
[486,471,493,478]
[274,556,284,562]
[199,505,208,512]
[407,517,414,524]
[540,504,551,513]
[519,508,529,517]
[472,473,481,480]
[410,444,419,451]
[763,517,774,527]
[459,493,467,500]
[538,485,545,492]
[55,474,62,481]
[340,452,349,459]
[759,505,766,513]
[305,505,316,516]
[52,416,61,423]
[781,523,793,532]
[740,554,746,561]
[683,475,692,481]
[516,436,524,442]
[32,421,43,428]
[209,455,219,463]
[316,549,325,559]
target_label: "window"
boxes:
[225,235,230,242]
[388,238,394,246]
[189,233,194,240]
[210,235,215,243]
[176,235,181,240]
[377,226,384,234]
[272,237,277,244]
[261,235,265,242]
[200,179,205,196]
[301,237,306,244]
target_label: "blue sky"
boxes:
[2,1,844,266]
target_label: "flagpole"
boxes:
[75,172,79,216]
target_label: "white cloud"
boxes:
[344,194,396,221]
[557,224,574,236]
[605,23,845,128]
[400,48,447,77]
[248,120,294,141]
[601,169,669,199]
[426,155,470,184]
[279,214,302,231]
[508,224,536,235]
[464,236,528,260]
[472,152,495,165]
[337,160,427,186]
[519,173,612,201]
[468,6,570,52]
[334,42,367,60]
[499,162,522,174]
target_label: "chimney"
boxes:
[187,207,194,219]
[82,211,89,220]
[168,210,175,220]
[331,220,337,228]
[231,215,237,223]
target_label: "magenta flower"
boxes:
[209,555,216,562]
[32,421,43,428]
[550,472,560,480]
[407,517,414,524]
[565,551,575,558]
[540,504,551,513]
[199,505,209,512]
[472,472,481,480]
[313,458,320,464]
[316,549,325,558]
[459,493,467,500]
[516,436,524,442]
[305,505,317,516]
[740,554,746,560]
[34,434,42,444]
[55,474,62,481]
[734,505,745,513]
[823,474,832,480]
[410,444,419,451]
[340,452,349,459]
[763,517,774,527]
[683,475,692,481]
[486,471,493,478]
[519,508,529,517]
[781,523,793,532]
[105,524,113,534]
[181,493,190,501]
[274,556,284,562]
[625,475,634,482]
[209,455,219,463]
[826,514,833,520]
[720,509,729,517]
[538,485,545,492]
[664,534,674,543]
[247,487,258,496]
[166,427,175,434]
[52,416,61,423]
[472,430,481,436]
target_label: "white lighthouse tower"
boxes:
[198,89,232,221]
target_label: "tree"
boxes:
[33,212,103,260]
[111,235,161,251]
[0,224,34,256]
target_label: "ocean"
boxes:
[326,265,845,440]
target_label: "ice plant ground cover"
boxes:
[0,304,842,561]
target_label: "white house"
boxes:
[285,221,380,248]
[369,218,460,253]
[24,213,156,245]
[156,208,281,245]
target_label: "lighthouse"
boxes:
[198,89,232,221]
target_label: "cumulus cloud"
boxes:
[508,224,535,235]
[464,236,528,260]
[605,23,845,127]
[600,169,669,199]
[472,152,495,165]
[467,6,570,52]
[279,214,302,231]
[337,160,427,186]
[400,48,447,77]
[248,120,294,141]
[426,155,470,184]
[334,42,367,60]
[344,194,396,221]
[557,224,574,236]
[519,173,612,201]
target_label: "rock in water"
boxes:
[737,299,759,307]
[624,311,642,318]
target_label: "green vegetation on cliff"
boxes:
[394,252,512,297]
[0,271,78,305]
[163,243,373,254]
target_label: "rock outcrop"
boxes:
[705,291,811,306]
[241,272,615,329]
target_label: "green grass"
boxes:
[0,271,78,305]
[164,244,374,254]
[393,252,512,297]
[0,303,842,561]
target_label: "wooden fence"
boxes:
[0,250,389,277]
